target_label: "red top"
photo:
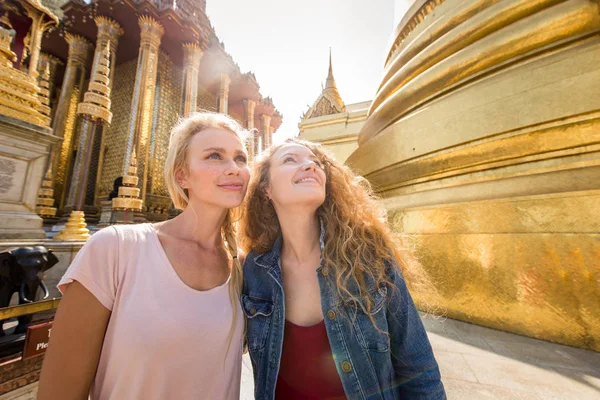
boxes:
[275,319,346,400]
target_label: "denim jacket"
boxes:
[242,227,446,400]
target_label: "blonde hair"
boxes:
[164,112,248,353]
[241,139,434,323]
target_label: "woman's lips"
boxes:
[218,183,244,191]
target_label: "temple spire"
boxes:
[302,49,346,119]
[323,48,344,108]
[325,47,337,90]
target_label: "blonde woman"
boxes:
[240,139,445,400]
[39,113,249,400]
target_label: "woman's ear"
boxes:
[175,168,189,189]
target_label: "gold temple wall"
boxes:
[347,0,600,351]
[197,86,217,112]
[97,59,137,198]
[229,108,244,127]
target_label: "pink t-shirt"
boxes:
[58,223,243,400]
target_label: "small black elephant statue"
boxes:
[0,246,59,336]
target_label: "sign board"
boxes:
[22,321,52,360]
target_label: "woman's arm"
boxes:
[386,262,447,399]
[37,281,111,400]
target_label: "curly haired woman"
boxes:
[240,139,446,400]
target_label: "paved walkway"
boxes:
[240,314,600,399]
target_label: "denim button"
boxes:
[322,267,330,276]
[341,361,352,373]
[250,307,256,315]
[327,310,336,320]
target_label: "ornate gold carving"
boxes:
[36,165,56,218]
[64,33,91,66]
[118,186,140,197]
[138,16,164,48]
[112,149,142,211]
[37,64,51,126]
[77,42,112,123]
[95,16,124,49]
[0,26,49,127]
[53,210,90,241]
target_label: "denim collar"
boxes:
[253,218,325,269]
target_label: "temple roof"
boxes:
[303,49,345,119]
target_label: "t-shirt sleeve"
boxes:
[58,226,120,311]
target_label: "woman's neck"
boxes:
[279,210,320,265]
[165,201,227,249]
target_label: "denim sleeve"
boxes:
[386,262,446,399]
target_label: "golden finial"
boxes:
[54,211,90,241]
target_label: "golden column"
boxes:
[243,99,256,159]
[52,33,91,210]
[62,17,122,213]
[122,16,164,206]
[218,73,231,114]
[181,42,203,116]
[57,40,112,240]
[59,18,122,240]
[261,113,272,149]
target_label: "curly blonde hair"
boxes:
[165,112,248,353]
[240,138,430,315]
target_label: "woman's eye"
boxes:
[207,153,222,160]
[284,157,296,163]
[235,155,247,164]
[314,160,323,167]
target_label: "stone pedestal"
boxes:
[0,116,60,240]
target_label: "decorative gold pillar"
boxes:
[261,113,272,149]
[52,33,91,210]
[60,17,122,214]
[64,40,113,210]
[181,42,203,116]
[243,99,256,159]
[122,16,164,205]
[218,73,231,114]
[58,39,113,240]
[0,26,49,127]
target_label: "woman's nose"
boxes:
[302,161,317,171]
[224,159,240,175]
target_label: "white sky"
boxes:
[206,0,396,140]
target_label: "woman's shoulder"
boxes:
[88,223,154,248]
